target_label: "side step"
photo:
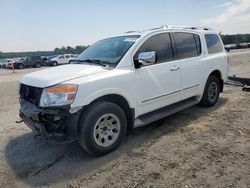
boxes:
[134,97,200,128]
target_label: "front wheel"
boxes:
[17,64,24,69]
[78,102,127,156]
[199,75,220,107]
[52,61,58,66]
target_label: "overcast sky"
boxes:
[0,0,250,52]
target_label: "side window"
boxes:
[59,55,64,59]
[135,33,173,64]
[65,55,70,58]
[174,32,200,59]
[70,55,75,58]
[205,34,224,54]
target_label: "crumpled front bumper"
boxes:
[19,99,81,142]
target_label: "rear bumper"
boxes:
[19,99,81,141]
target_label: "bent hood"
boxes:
[20,64,107,88]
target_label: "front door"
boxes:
[135,33,182,116]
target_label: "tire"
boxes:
[17,64,24,69]
[52,61,58,66]
[35,62,41,68]
[199,75,220,107]
[78,102,127,156]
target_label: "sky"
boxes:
[0,0,250,52]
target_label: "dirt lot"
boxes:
[0,50,249,188]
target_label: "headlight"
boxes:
[40,84,78,107]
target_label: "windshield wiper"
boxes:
[74,59,107,67]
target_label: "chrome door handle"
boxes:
[170,65,180,71]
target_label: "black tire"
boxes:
[199,75,220,107]
[52,61,58,66]
[78,102,127,156]
[35,62,41,68]
[17,64,24,69]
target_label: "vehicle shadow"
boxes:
[4,98,227,187]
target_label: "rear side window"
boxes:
[135,33,173,64]
[205,34,224,54]
[174,32,201,59]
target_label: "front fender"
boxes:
[72,88,136,110]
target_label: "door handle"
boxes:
[170,65,180,71]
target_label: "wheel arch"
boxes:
[79,94,135,131]
[208,70,223,92]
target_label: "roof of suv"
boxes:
[123,25,218,37]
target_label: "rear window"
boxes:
[174,33,201,59]
[205,34,224,54]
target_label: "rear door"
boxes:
[135,32,182,116]
[173,32,204,100]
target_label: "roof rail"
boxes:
[124,31,140,34]
[125,25,213,34]
[160,25,213,31]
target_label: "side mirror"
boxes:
[137,51,156,66]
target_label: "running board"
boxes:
[134,97,200,128]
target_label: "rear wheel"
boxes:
[199,75,220,107]
[78,102,127,156]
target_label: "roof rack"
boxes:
[124,31,140,34]
[125,25,213,34]
[159,25,213,31]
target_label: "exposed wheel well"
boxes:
[209,70,223,92]
[86,94,134,130]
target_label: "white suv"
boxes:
[47,54,76,66]
[19,25,228,156]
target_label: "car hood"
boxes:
[20,64,107,88]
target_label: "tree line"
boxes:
[0,45,88,59]
[221,34,250,45]
[1,34,250,59]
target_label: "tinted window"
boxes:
[205,34,223,54]
[135,33,173,64]
[59,56,64,59]
[174,33,200,59]
[65,55,70,58]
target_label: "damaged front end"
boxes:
[18,84,81,143]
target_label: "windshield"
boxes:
[75,35,140,66]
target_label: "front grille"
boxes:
[20,84,43,106]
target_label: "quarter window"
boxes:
[135,33,174,64]
[205,34,224,54]
[174,32,201,59]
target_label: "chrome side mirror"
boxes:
[137,51,156,66]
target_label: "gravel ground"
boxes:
[0,50,249,188]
